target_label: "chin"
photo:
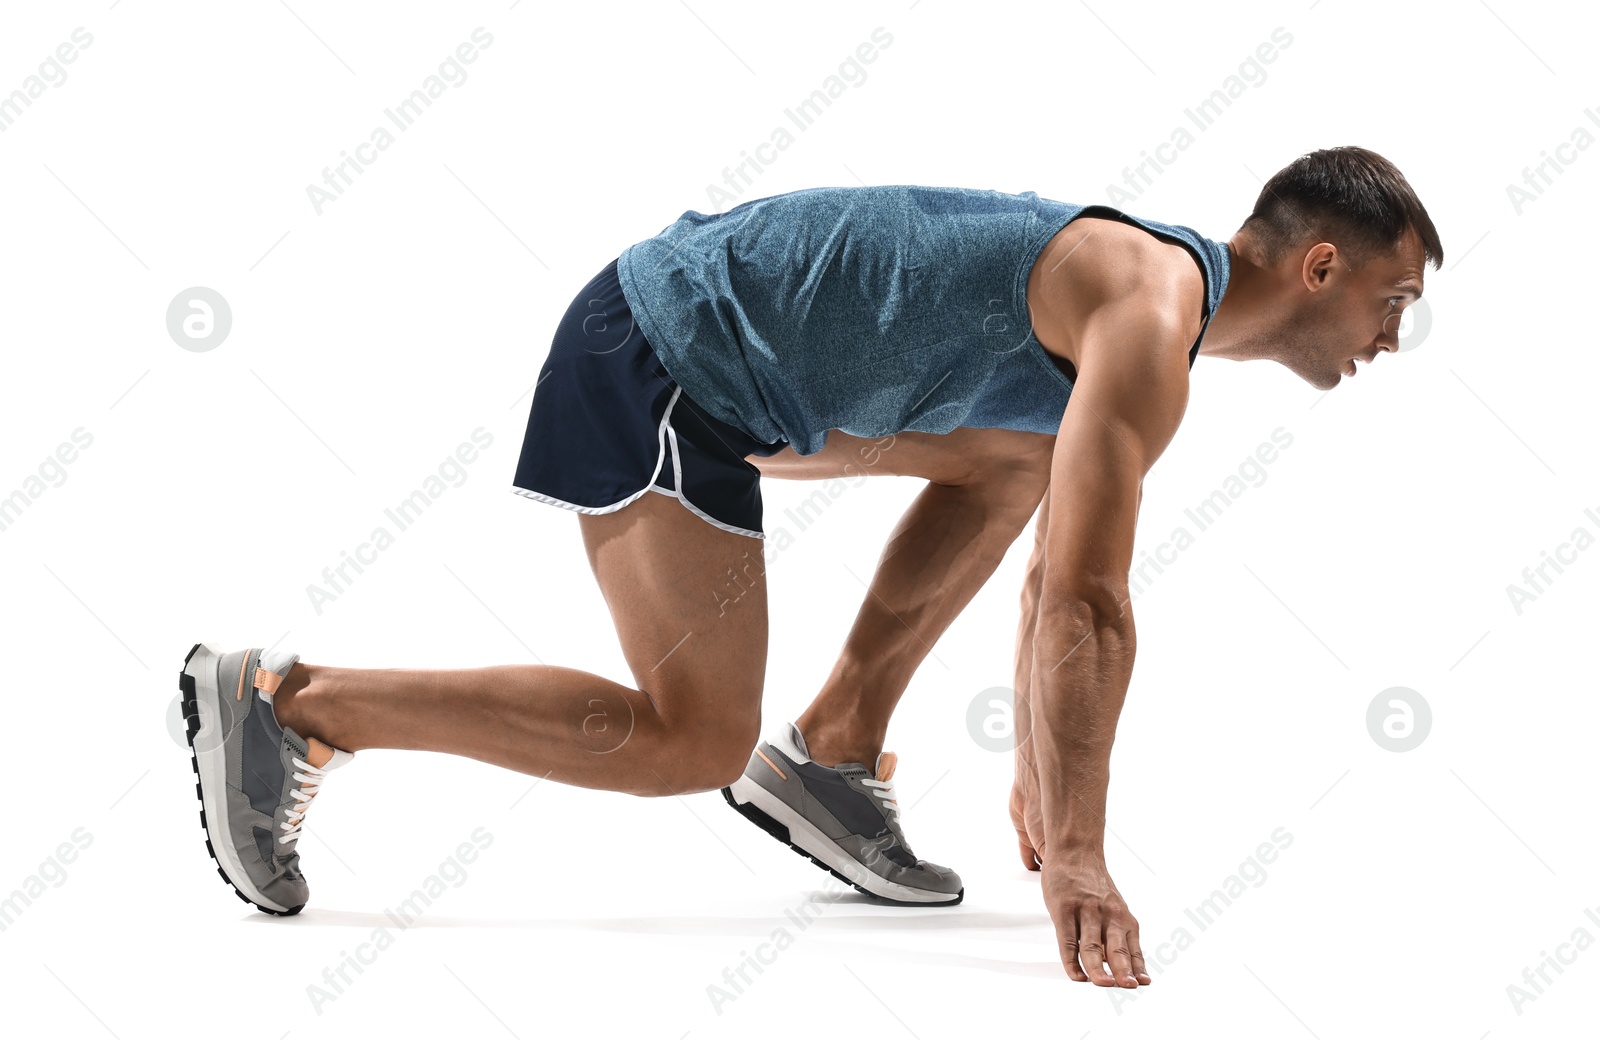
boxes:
[1277,356,1338,390]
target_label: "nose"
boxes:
[1376,316,1402,353]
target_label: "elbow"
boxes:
[1038,583,1131,631]
[1034,585,1135,658]
[1032,590,1136,679]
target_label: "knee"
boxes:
[648,711,761,794]
[963,432,1054,505]
[1004,437,1055,497]
[677,749,756,793]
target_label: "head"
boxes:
[1225,146,1443,390]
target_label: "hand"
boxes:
[1009,777,1046,870]
[1041,847,1150,987]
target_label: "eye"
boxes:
[1387,296,1403,308]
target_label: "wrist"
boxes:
[1043,827,1105,857]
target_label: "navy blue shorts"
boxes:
[512,258,786,539]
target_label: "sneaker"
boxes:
[722,722,963,905]
[179,642,352,915]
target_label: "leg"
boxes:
[272,489,768,796]
[749,427,1053,766]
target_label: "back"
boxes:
[616,185,1229,455]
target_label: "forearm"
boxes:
[1029,604,1136,851]
[1012,550,1044,786]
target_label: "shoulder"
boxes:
[1026,215,1207,373]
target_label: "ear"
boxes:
[1300,241,1340,292]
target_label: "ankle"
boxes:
[271,663,323,740]
[794,715,885,768]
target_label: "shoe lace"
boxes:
[279,757,332,845]
[861,776,900,828]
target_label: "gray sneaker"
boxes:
[722,723,963,905]
[179,643,352,915]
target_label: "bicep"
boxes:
[1041,302,1190,617]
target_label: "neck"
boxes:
[1197,237,1282,362]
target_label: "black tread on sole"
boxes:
[181,642,303,917]
[720,786,963,908]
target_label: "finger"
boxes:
[1077,908,1116,986]
[1128,923,1151,985]
[1026,808,1048,862]
[1009,788,1041,870]
[1057,913,1089,982]
[1012,816,1041,870]
[1104,924,1139,988]
[1016,832,1041,870]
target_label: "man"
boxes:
[179,145,1440,988]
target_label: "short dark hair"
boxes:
[1240,146,1443,272]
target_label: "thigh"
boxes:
[749,427,1056,486]
[577,489,768,729]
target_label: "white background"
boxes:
[2,0,1596,1036]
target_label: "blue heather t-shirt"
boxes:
[615,185,1231,456]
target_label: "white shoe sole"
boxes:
[726,775,962,905]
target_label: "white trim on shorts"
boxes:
[510,385,764,541]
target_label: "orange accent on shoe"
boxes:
[236,649,255,702]
[755,748,787,781]
[875,751,898,784]
[303,737,338,769]
[254,666,285,695]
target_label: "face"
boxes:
[1273,226,1427,391]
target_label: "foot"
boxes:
[179,643,353,915]
[723,722,963,905]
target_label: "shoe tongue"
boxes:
[304,737,354,770]
[787,722,812,761]
[304,737,335,769]
[285,729,354,770]
[874,751,897,783]
[255,649,301,701]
